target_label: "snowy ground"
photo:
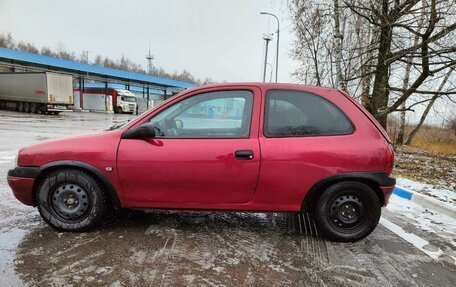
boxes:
[384,194,456,264]
[396,177,456,206]
[0,110,455,286]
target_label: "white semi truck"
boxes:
[73,88,137,113]
[0,72,73,114]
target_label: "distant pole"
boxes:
[263,34,272,82]
[82,50,89,63]
[261,12,280,82]
[266,63,273,82]
[146,41,154,74]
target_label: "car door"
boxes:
[117,87,261,206]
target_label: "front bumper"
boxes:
[7,167,39,206]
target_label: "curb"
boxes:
[393,186,456,219]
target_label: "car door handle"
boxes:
[235,150,254,160]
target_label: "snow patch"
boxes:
[396,177,456,205]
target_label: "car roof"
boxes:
[188,82,340,94]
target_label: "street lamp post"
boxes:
[260,12,280,83]
[262,34,273,82]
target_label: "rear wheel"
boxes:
[17,102,24,112]
[24,102,31,113]
[314,181,381,242]
[35,169,109,231]
[30,103,39,113]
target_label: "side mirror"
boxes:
[121,123,156,140]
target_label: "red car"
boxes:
[7,83,395,242]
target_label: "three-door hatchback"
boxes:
[8,83,395,242]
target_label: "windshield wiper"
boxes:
[106,120,129,131]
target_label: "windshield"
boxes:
[121,96,136,103]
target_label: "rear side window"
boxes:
[264,90,354,137]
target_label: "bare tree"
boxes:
[333,0,345,89]
[405,68,454,144]
[0,33,15,49]
[290,1,333,86]
[290,0,456,129]
[396,0,426,144]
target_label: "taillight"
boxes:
[385,144,395,174]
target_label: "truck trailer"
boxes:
[0,72,73,114]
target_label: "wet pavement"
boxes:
[0,110,455,286]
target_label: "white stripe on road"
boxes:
[379,217,452,262]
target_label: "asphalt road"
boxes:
[0,110,454,287]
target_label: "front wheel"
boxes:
[35,169,109,231]
[314,181,381,242]
[116,107,123,114]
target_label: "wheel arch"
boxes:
[32,160,122,209]
[301,172,394,211]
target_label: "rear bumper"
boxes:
[380,185,395,206]
[377,173,395,206]
[7,167,39,206]
[45,104,73,112]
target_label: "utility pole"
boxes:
[266,63,273,82]
[263,34,273,82]
[260,12,280,82]
[146,42,154,75]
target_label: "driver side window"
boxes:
[149,90,253,138]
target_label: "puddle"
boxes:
[0,227,27,286]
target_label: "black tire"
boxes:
[314,181,381,242]
[116,107,123,114]
[35,169,109,231]
[30,103,39,113]
[24,102,31,113]
[17,102,24,112]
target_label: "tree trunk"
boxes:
[396,101,407,144]
[333,0,343,89]
[370,0,393,128]
[396,0,425,145]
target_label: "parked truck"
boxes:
[0,72,73,114]
[73,88,137,114]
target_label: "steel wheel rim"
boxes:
[50,183,91,221]
[328,194,364,230]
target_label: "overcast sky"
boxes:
[1,0,453,125]
[0,0,298,83]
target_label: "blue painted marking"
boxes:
[393,186,413,200]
